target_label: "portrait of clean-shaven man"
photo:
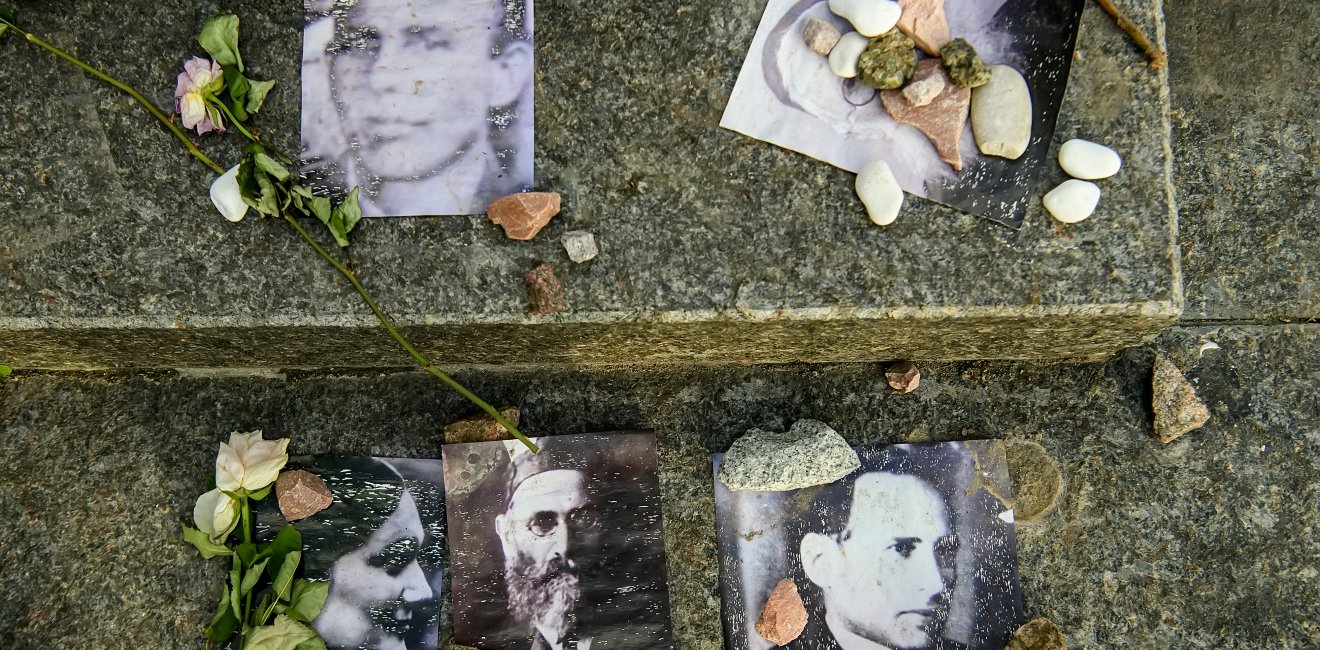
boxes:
[300,0,534,217]
[444,433,675,650]
[714,440,1024,650]
[256,457,447,650]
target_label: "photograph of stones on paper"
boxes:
[0,0,1315,649]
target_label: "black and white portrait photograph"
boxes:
[443,433,674,650]
[720,0,1084,227]
[714,440,1024,650]
[257,456,448,649]
[300,0,535,217]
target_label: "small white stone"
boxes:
[902,74,945,107]
[855,159,904,226]
[561,230,599,263]
[1043,179,1101,224]
[1058,138,1123,180]
[971,65,1032,160]
[828,32,869,79]
[829,0,902,37]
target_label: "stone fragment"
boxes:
[857,29,917,90]
[897,0,952,55]
[803,17,842,56]
[828,32,869,79]
[880,60,970,170]
[940,38,992,88]
[1004,440,1062,523]
[754,579,809,645]
[486,192,562,241]
[1043,180,1101,224]
[561,230,599,263]
[717,419,861,491]
[828,0,901,37]
[902,73,945,107]
[1058,139,1123,180]
[971,65,1032,159]
[1005,618,1067,650]
[1152,355,1210,443]
[276,470,333,522]
[885,360,921,393]
[855,159,904,226]
[443,406,521,444]
[525,263,565,315]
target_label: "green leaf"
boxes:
[0,365,11,378]
[206,585,240,642]
[181,524,233,559]
[308,196,331,226]
[229,554,243,618]
[254,172,280,217]
[254,153,290,182]
[326,187,362,248]
[0,8,14,38]
[223,67,250,122]
[240,558,268,596]
[269,550,301,603]
[286,580,329,623]
[235,542,258,566]
[249,484,273,501]
[246,615,320,650]
[199,14,243,72]
[295,638,328,650]
[267,525,302,571]
[246,78,276,114]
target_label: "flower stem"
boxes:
[281,214,538,453]
[206,95,258,143]
[1,17,226,175]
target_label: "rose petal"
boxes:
[210,165,249,223]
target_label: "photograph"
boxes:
[256,456,448,650]
[720,0,1085,228]
[299,0,535,217]
[713,440,1024,650]
[443,433,675,650]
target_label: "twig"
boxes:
[1093,0,1167,69]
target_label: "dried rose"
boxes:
[174,57,225,134]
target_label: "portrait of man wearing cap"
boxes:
[444,433,675,650]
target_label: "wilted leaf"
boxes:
[295,637,328,650]
[246,78,276,114]
[199,14,243,72]
[182,524,233,559]
[326,187,362,247]
[229,555,242,618]
[287,580,329,623]
[245,615,319,650]
[254,153,290,181]
[206,585,239,642]
[223,67,250,122]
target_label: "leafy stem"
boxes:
[0,15,225,175]
[206,93,257,143]
[280,214,538,452]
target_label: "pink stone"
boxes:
[897,0,952,55]
[443,407,521,444]
[754,579,808,646]
[487,192,562,241]
[276,470,333,522]
[525,263,566,315]
[879,60,970,171]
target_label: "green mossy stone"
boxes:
[857,29,917,90]
[941,37,992,88]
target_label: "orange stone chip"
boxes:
[276,469,333,522]
[755,579,809,646]
[487,191,562,241]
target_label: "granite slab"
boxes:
[0,0,1178,369]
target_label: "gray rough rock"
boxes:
[561,230,599,263]
[1005,440,1062,523]
[1152,355,1211,443]
[717,420,861,491]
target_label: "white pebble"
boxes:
[561,230,599,263]
[1058,139,1122,180]
[828,32,869,79]
[855,159,904,226]
[1043,179,1101,224]
[829,0,901,37]
[971,65,1032,160]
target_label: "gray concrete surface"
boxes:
[0,0,1179,367]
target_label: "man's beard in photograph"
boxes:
[505,551,582,638]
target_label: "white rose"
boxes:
[216,430,290,493]
[193,488,239,543]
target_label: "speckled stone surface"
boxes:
[0,0,1179,368]
[1,324,1315,648]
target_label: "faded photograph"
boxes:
[257,457,447,650]
[714,441,1023,650]
[444,433,674,650]
[301,0,534,217]
[720,0,1084,227]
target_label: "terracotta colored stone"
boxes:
[276,470,333,522]
[525,263,565,315]
[897,0,951,55]
[443,406,521,444]
[754,579,808,646]
[803,17,842,56]
[1152,355,1210,443]
[486,192,562,241]
[885,360,921,393]
[1005,617,1067,650]
[879,59,970,171]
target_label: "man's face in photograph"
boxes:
[803,473,954,649]
[496,469,600,638]
[329,0,527,179]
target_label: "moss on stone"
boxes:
[857,29,917,90]
[941,38,992,88]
